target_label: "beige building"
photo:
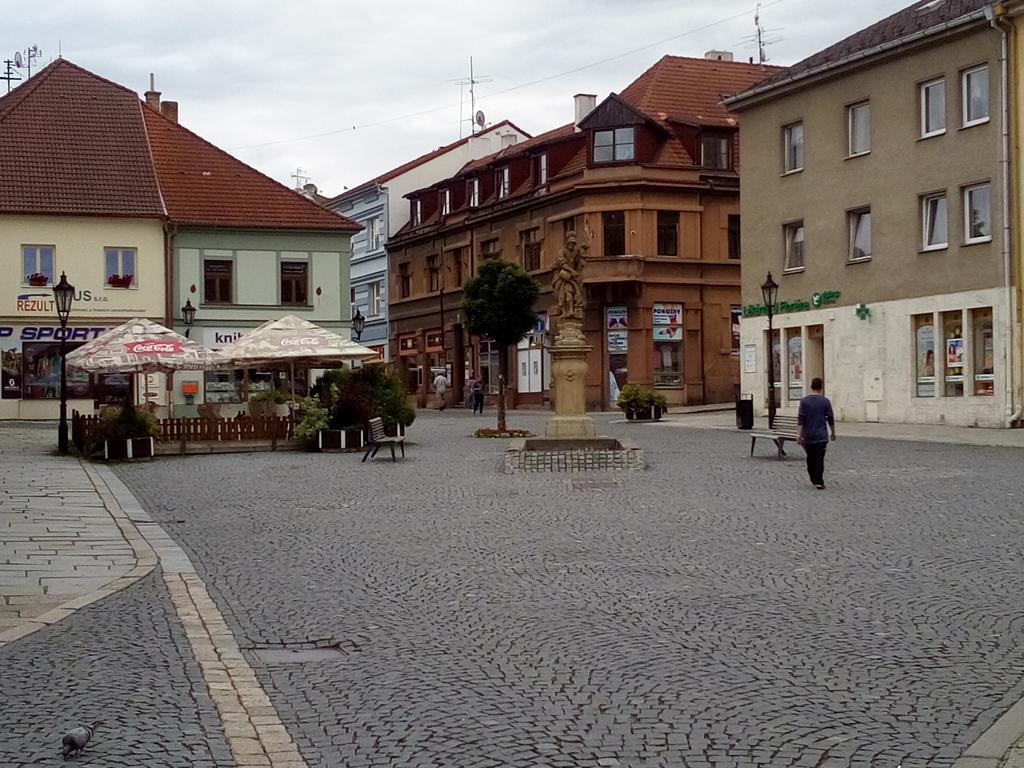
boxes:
[727,0,1020,427]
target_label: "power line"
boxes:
[228,0,787,152]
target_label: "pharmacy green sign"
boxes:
[743,289,841,318]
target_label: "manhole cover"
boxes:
[571,478,621,490]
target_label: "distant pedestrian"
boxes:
[797,377,836,490]
[471,378,484,414]
[433,371,449,410]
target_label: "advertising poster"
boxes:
[653,325,682,341]
[743,344,756,374]
[787,335,803,400]
[946,337,964,368]
[653,303,682,326]
[607,330,628,352]
[2,347,22,399]
[606,306,627,329]
[917,325,935,381]
[771,334,782,386]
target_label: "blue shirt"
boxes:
[797,393,834,444]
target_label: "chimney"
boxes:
[704,50,734,61]
[574,94,597,131]
[144,72,161,109]
[160,100,178,123]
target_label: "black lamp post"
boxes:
[53,272,75,455]
[352,307,366,342]
[761,271,779,428]
[181,299,196,338]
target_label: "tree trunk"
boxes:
[497,346,509,432]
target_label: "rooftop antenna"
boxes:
[14,45,42,78]
[740,2,783,64]
[291,167,310,189]
[2,57,22,93]
[448,56,493,137]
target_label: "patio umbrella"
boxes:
[217,315,378,403]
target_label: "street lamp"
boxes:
[181,299,196,338]
[52,272,75,455]
[760,271,779,428]
[352,307,366,342]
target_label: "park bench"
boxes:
[361,417,406,463]
[749,414,800,458]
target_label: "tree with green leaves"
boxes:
[462,259,540,431]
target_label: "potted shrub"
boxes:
[320,387,371,451]
[27,272,49,286]
[107,273,134,288]
[93,403,160,460]
[249,388,286,417]
[649,390,668,420]
[616,384,666,421]
[294,396,329,448]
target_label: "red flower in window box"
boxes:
[107,273,134,288]
[27,273,49,286]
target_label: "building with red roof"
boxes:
[386,53,780,409]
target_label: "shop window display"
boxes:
[972,307,994,395]
[942,310,964,397]
[913,314,935,397]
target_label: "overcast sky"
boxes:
[6,0,908,196]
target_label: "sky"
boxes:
[4,0,909,196]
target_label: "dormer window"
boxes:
[593,127,635,163]
[412,199,422,226]
[468,178,479,207]
[537,153,548,185]
[700,135,730,170]
[496,167,510,199]
[440,188,451,216]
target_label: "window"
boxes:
[104,248,136,287]
[603,211,626,256]
[593,127,635,163]
[913,314,936,397]
[728,214,741,260]
[449,247,464,286]
[783,222,805,272]
[563,216,577,239]
[427,255,440,292]
[972,307,994,395]
[521,228,541,272]
[481,239,501,260]
[964,183,992,243]
[440,189,450,216]
[653,303,683,387]
[496,167,510,199]
[962,65,989,127]
[701,136,730,169]
[21,342,91,400]
[783,122,804,172]
[537,153,548,185]
[369,281,382,316]
[848,208,872,262]
[943,309,964,397]
[786,330,803,401]
[922,193,948,250]
[22,245,54,285]
[848,101,871,156]
[399,263,411,298]
[921,78,946,137]
[204,259,233,303]
[656,211,678,256]
[280,261,308,305]
[412,199,422,225]
[730,306,742,353]
[367,216,382,251]
[468,178,479,208]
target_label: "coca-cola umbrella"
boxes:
[217,315,378,403]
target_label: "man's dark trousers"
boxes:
[804,441,827,486]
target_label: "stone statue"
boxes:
[552,230,589,323]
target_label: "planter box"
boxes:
[318,428,365,452]
[624,406,663,422]
[27,276,49,287]
[106,275,134,288]
[383,423,407,438]
[103,437,155,460]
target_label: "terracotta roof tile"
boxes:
[0,59,165,217]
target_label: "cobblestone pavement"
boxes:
[0,569,233,768]
[108,411,1024,768]
[0,423,135,630]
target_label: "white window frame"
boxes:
[367,216,382,251]
[440,188,451,216]
[847,101,871,157]
[963,183,993,245]
[920,78,946,138]
[783,122,804,173]
[412,199,422,225]
[847,208,872,262]
[538,153,548,185]
[921,192,948,251]
[104,247,138,286]
[22,244,56,285]
[369,281,382,316]
[496,167,510,199]
[468,178,479,208]
[962,65,990,128]
[783,222,805,273]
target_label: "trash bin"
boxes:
[735,395,754,430]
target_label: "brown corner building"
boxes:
[386,53,780,409]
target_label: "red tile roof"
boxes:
[0,59,359,231]
[143,107,359,231]
[0,59,165,217]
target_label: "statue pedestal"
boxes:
[545,340,596,439]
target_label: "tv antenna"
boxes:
[448,56,493,137]
[14,45,43,79]
[740,3,783,64]
[2,58,21,94]
[290,167,310,189]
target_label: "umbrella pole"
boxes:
[290,361,296,415]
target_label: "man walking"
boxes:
[433,370,449,411]
[797,377,836,489]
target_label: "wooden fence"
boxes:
[72,411,294,453]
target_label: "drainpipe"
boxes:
[991,4,1022,426]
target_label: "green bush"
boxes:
[249,388,286,405]
[313,366,415,429]
[294,397,329,440]
[93,404,160,448]
[616,384,666,413]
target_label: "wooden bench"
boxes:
[361,417,406,463]
[749,414,800,458]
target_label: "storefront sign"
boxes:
[15,288,147,315]
[653,303,682,325]
[125,340,182,355]
[202,328,247,349]
[742,290,841,318]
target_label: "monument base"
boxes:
[544,415,597,439]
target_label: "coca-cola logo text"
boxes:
[126,340,182,354]
[280,336,321,346]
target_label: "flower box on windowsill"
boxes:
[317,428,365,452]
[27,274,49,287]
[107,274,134,288]
[103,437,155,461]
